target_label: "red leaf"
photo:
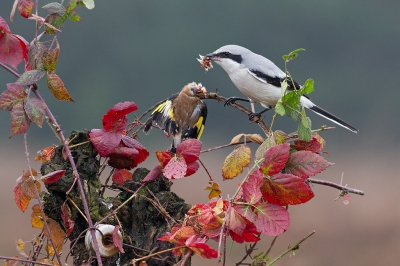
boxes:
[102,102,137,132]
[185,161,199,177]
[18,0,34,18]
[227,207,247,236]
[41,40,59,73]
[14,177,31,212]
[285,150,334,179]
[14,35,30,71]
[229,221,260,243]
[253,202,290,236]
[113,225,124,253]
[142,165,163,184]
[260,143,290,176]
[185,236,218,259]
[0,16,11,34]
[261,173,314,205]
[60,202,75,237]
[40,170,66,184]
[292,133,325,153]
[108,146,140,169]
[10,101,30,137]
[176,139,201,163]
[155,151,173,167]
[89,129,122,157]
[163,155,187,179]
[121,135,149,164]
[0,83,27,111]
[112,169,132,184]
[24,97,46,127]
[241,170,263,205]
[0,23,24,69]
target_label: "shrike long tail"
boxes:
[307,105,358,133]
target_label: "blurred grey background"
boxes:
[0,1,399,265]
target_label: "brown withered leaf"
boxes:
[230,133,245,144]
[222,144,251,180]
[246,134,264,144]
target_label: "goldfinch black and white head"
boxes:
[144,82,207,152]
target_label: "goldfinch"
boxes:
[144,82,207,152]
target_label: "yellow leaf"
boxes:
[204,181,221,199]
[222,144,251,180]
[16,239,24,251]
[230,133,245,144]
[44,218,66,255]
[31,204,45,229]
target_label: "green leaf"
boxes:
[290,48,306,55]
[282,91,300,121]
[275,101,285,116]
[81,0,95,9]
[281,79,287,97]
[66,0,77,13]
[16,70,46,86]
[68,11,81,21]
[46,73,75,102]
[44,13,67,34]
[302,79,314,95]
[41,40,59,73]
[42,3,66,14]
[298,114,312,141]
[282,54,290,60]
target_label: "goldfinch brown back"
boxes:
[144,82,207,152]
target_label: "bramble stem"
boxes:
[308,178,365,196]
[267,231,315,266]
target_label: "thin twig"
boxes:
[198,158,213,181]
[0,256,54,266]
[131,245,183,265]
[201,140,254,154]
[308,178,365,196]
[264,235,279,257]
[235,237,260,266]
[266,231,315,266]
[67,197,88,222]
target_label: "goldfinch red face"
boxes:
[188,82,207,98]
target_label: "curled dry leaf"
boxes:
[246,134,264,144]
[230,133,245,144]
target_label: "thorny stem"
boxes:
[0,256,54,266]
[1,63,104,266]
[235,236,261,266]
[266,231,315,266]
[308,178,365,196]
[23,134,63,266]
[201,140,255,154]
